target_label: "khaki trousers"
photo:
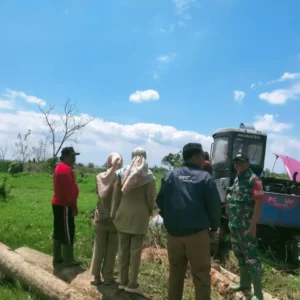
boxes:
[90,224,118,282]
[167,230,211,300]
[118,231,145,289]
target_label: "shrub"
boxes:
[44,156,58,173]
[0,160,12,172]
[87,162,95,168]
[24,162,45,173]
[0,177,11,201]
[8,161,24,175]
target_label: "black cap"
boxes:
[61,147,80,157]
[233,152,249,162]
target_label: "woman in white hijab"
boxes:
[111,147,156,296]
[90,152,123,285]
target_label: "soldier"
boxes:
[227,153,264,300]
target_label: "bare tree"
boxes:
[38,100,93,157]
[0,141,7,160]
[32,138,49,162]
[15,130,33,163]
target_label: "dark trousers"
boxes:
[167,230,211,300]
[52,204,75,245]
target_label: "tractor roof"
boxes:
[212,127,267,137]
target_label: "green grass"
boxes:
[0,171,219,299]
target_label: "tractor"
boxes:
[210,123,300,266]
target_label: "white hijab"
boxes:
[96,152,123,198]
[115,147,155,195]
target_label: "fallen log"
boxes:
[0,242,95,300]
[15,246,85,283]
[219,266,279,300]
[16,246,151,300]
[210,268,245,300]
[219,266,239,284]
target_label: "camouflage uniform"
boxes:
[228,167,261,273]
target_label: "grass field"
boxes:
[1,170,300,300]
[0,170,220,300]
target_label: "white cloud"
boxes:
[1,109,300,171]
[0,109,212,167]
[279,72,300,81]
[253,114,292,133]
[265,133,300,173]
[233,90,245,102]
[173,0,196,15]
[129,89,160,103]
[0,99,14,110]
[153,72,160,80]
[178,21,187,27]
[251,72,300,88]
[5,89,46,106]
[157,53,177,63]
[259,82,300,104]
[159,24,175,33]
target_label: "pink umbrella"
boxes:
[273,153,300,182]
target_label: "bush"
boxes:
[44,156,58,173]
[8,161,24,175]
[0,160,12,172]
[24,162,45,173]
[0,177,11,201]
[87,162,95,168]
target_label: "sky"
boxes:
[0,0,300,171]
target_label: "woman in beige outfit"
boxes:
[111,147,156,296]
[90,152,123,285]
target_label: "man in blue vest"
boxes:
[156,143,221,300]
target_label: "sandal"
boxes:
[90,280,102,286]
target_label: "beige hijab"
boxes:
[115,147,155,195]
[96,152,123,198]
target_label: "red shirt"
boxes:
[52,163,79,209]
[203,160,212,175]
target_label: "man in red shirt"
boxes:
[52,147,82,267]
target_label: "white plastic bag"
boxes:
[149,215,164,228]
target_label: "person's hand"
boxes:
[72,207,78,217]
[248,224,256,237]
[99,209,111,223]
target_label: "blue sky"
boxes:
[0,0,300,169]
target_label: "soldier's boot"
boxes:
[52,239,63,266]
[250,270,263,300]
[62,244,82,267]
[229,266,251,293]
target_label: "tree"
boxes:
[32,138,49,162]
[87,162,95,168]
[0,141,7,160]
[38,99,93,158]
[161,151,183,169]
[15,130,33,163]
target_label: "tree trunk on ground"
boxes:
[210,268,245,299]
[0,242,95,300]
[15,246,85,283]
[15,246,150,300]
